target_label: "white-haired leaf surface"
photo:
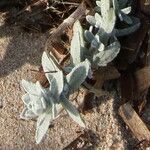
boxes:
[60,95,85,127]
[66,59,90,93]
[70,20,84,65]
[42,52,60,73]
[36,112,52,144]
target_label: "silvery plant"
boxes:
[87,0,140,37]
[20,0,140,144]
[70,1,121,69]
[20,52,91,143]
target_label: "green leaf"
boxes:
[36,111,52,144]
[60,95,85,127]
[66,59,90,93]
[70,20,84,65]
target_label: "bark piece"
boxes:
[139,0,150,15]
[119,102,150,141]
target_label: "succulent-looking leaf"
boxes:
[49,71,64,101]
[70,20,84,65]
[36,111,52,144]
[66,59,90,93]
[60,95,85,127]
[42,51,60,73]
[93,40,120,66]
[21,79,37,95]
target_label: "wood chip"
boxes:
[119,102,150,141]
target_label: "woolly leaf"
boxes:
[91,39,100,50]
[97,42,105,52]
[21,79,37,95]
[66,59,90,93]
[28,95,46,115]
[93,40,120,66]
[20,107,37,120]
[70,20,84,65]
[95,13,102,28]
[36,111,52,144]
[60,95,85,127]
[121,6,131,14]
[105,8,116,34]
[86,15,96,26]
[100,0,110,17]
[22,93,30,105]
[42,52,59,73]
[112,0,119,12]
[84,30,95,43]
[49,71,64,101]
[96,1,101,8]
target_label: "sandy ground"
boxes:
[0,15,139,150]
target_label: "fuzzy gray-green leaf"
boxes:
[100,0,110,17]
[60,95,85,127]
[42,52,60,73]
[20,107,37,120]
[21,79,37,95]
[121,6,131,14]
[50,71,64,101]
[86,15,96,26]
[66,59,90,93]
[84,30,95,43]
[93,40,120,66]
[70,20,84,65]
[36,112,52,144]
